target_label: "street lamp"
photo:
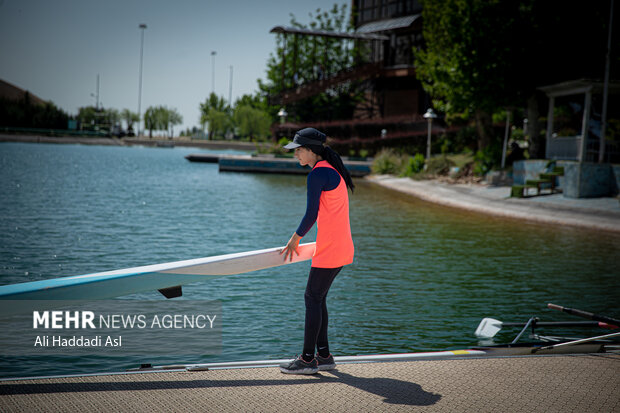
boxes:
[211,51,217,94]
[137,23,147,137]
[423,108,437,160]
[228,65,233,108]
[90,74,100,109]
[278,108,288,140]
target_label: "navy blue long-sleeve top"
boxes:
[295,166,341,237]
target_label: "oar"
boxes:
[474,317,617,338]
[547,303,620,327]
[532,331,620,353]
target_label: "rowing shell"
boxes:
[0,243,316,300]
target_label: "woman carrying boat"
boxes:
[279,127,355,375]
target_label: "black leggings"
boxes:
[303,266,342,356]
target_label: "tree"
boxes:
[78,106,99,129]
[415,0,523,150]
[233,105,271,141]
[200,92,229,139]
[415,0,615,155]
[143,106,182,138]
[143,106,161,138]
[121,109,140,135]
[207,108,232,139]
[105,108,120,128]
[234,94,267,111]
[510,0,614,158]
[259,3,366,123]
[167,107,183,137]
[0,93,68,129]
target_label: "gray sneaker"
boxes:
[316,353,336,371]
[279,356,318,375]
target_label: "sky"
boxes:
[0,0,347,133]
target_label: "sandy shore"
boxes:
[367,175,620,233]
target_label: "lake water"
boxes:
[0,142,618,378]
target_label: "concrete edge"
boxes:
[366,175,620,233]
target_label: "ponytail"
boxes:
[307,144,355,193]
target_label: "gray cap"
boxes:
[283,128,326,149]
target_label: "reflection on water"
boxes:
[0,142,618,378]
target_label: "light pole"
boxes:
[599,0,614,163]
[501,109,512,169]
[423,108,437,160]
[228,65,233,107]
[278,108,288,139]
[211,51,217,95]
[90,73,100,109]
[137,23,147,137]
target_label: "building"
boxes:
[269,0,434,152]
[353,0,425,118]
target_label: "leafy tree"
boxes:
[0,93,68,129]
[143,106,161,138]
[167,107,183,137]
[121,109,140,134]
[415,0,615,157]
[105,108,120,128]
[415,0,522,150]
[511,0,614,157]
[233,105,271,141]
[143,106,182,138]
[78,106,99,129]
[234,94,267,111]
[200,92,229,139]
[259,3,366,123]
[207,108,232,139]
[77,106,120,132]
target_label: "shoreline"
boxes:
[0,133,264,151]
[366,175,620,233]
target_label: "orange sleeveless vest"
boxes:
[311,160,354,268]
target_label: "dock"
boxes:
[1,353,618,412]
[186,154,373,177]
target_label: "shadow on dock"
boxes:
[0,370,440,406]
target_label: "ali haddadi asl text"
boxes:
[34,335,121,347]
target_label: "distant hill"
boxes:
[0,79,46,105]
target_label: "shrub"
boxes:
[473,145,501,176]
[426,155,454,175]
[371,149,408,175]
[404,153,426,176]
[256,137,293,156]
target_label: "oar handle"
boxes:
[547,303,620,327]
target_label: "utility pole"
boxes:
[211,51,217,95]
[599,0,614,163]
[137,23,147,137]
[90,73,100,109]
[228,65,233,107]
